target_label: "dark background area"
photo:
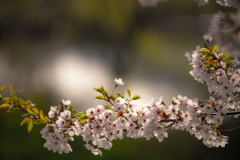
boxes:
[0,0,240,159]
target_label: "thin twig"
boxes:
[219,127,240,132]
[107,99,114,106]
[159,118,180,123]
[158,111,240,123]
[211,111,240,116]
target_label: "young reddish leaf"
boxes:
[26,105,36,116]
[109,95,116,101]
[32,107,39,115]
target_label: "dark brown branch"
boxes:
[219,127,240,132]
[159,118,180,123]
[158,111,240,123]
[211,111,240,116]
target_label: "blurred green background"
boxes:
[1,0,240,159]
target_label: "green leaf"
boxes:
[140,108,143,114]
[93,86,108,97]
[93,87,102,93]
[95,96,105,100]
[219,53,226,60]
[34,119,43,124]
[71,110,77,116]
[10,85,14,97]
[32,107,39,115]
[67,105,72,111]
[27,119,33,133]
[47,126,54,132]
[121,92,124,98]
[12,94,19,102]
[224,57,232,69]
[213,44,218,52]
[165,125,171,131]
[132,95,140,100]
[26,106,36,116]
[21,113,29,117]
[20,118,29,126]
[204,53,215,59]
[198,48,210,53]
[204,61,215,69]
[40,110,48,122]
[127,88,131,98]
[172,98,176,105]
[0,86,6,93]
[103,105,112,110]
[78,112,86,119]
[109,95,116,101]
[79,112,88,124]
[79,117,88,124]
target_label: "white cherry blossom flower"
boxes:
[86,108,96,118]
[48,106,59,119]
[92,148,102,156]
[56,117,66,128]
[62,99,71,106]
[203,33,212,42]
[114,78,124,86]
[60,110,71,120]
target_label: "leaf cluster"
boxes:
[0,86,48,132]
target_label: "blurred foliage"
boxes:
[0,0,221,44]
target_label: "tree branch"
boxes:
[158,111,240,123]
[219,127,240,132]
[211,111,240,116]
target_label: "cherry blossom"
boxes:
[114,78,124,86]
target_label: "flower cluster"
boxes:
[1,34,240,155]
[40,44,240,154]
[0,0,240,157]
[184,35,240,146]
[41,100,82,154]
